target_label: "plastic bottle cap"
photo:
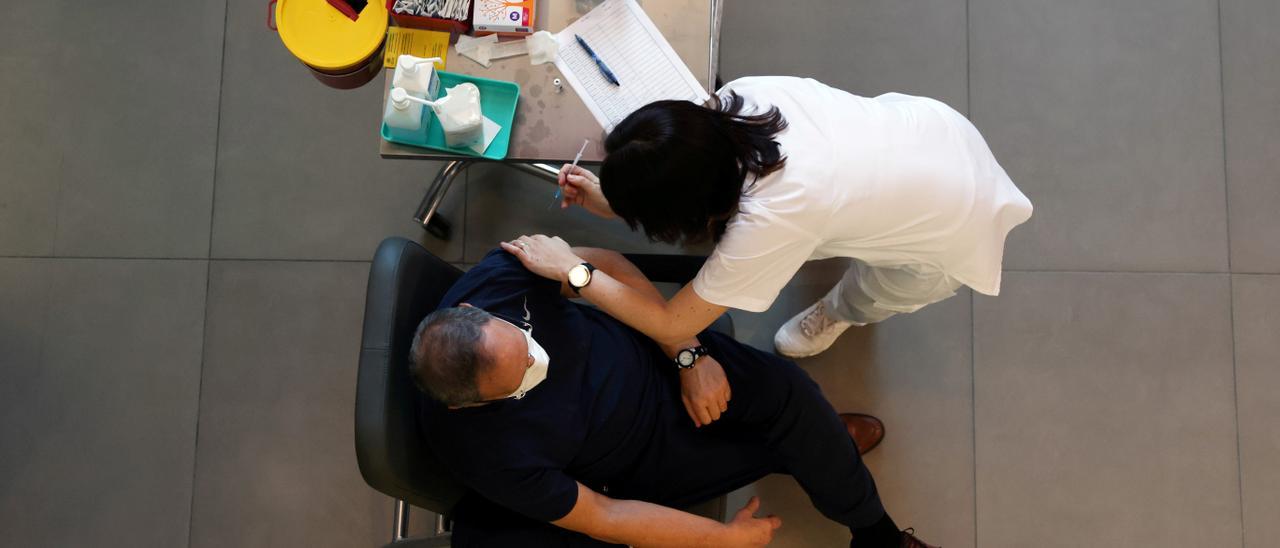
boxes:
[390,88,412,110]
[402,56,442,73]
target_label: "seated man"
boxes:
[412,247,937,548]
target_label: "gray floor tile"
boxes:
[1222,0,1280,272]
[719,0,968,112]
[971,0,1228,272]
[0,259,52,400]
[190,260,397,548]
[210,0,462,261]
[724,260,974,547]
[463,163,706,262]
[974,272,1240,547]
[0,258,206,547]
[50,0,225,258]
[1232,275,1280,546]
[0,4,61,255]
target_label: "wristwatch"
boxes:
[674,345,709,369]
[567,262,596,294]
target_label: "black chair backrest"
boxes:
[355,237,467,514]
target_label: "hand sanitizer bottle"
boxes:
[434,83,484,149]
[392,55,442,100]
[383,87,425,140]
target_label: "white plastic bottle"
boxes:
[386,84,485,149]
[434,83,484,149]
[383,87,425,140]
[392,55,442,100]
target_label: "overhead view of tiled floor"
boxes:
[2,0,1278,546]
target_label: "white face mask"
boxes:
[495,316,549,400]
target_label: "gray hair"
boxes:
[409,306,493,406]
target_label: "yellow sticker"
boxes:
[383,27,450,69]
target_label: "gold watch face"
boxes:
[568,264,591,287]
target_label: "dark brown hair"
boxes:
[600,92,788,245]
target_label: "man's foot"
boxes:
[840,413,884,455]
[774,300,857,358]
[900,528,939,548]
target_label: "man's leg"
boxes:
[704,332,887,531]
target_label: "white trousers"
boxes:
[822,261,964,324]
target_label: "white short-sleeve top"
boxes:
[692,77,1033,312]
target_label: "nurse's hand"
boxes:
[558,164,616,219]
[680,355,731,427]
[500,234,584,282]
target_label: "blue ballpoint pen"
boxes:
[574,34,621,86]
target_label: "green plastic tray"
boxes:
[381,71,520,160]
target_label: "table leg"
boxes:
[505,162,561,183]
[413,160,472,239]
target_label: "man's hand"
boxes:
[501,234,584,282]
[680,355,731,427]
[725,497,781,547]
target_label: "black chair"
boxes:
[355,237,730,547]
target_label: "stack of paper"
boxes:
[554,0,711,131]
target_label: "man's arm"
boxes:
[553,483,779,548]
[561,247,732,426]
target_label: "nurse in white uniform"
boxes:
[503,76,1031,419]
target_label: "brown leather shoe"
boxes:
[839,413,885,455]
[900,528,939,548]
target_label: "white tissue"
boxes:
[456,34,499,67]
[526,31,558,65]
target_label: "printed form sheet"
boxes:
[554,0,711,131]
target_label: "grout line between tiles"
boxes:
[965,2,977,545]
[1003,269,1236,275]
[1228,274,1245,548]
[0,255,207,261]
[207,257,373,263]
[965,0,980,544]
[1215,1,1245,544]
[969,288,978,548]
[187,0,231,545]
[965,0,972,118]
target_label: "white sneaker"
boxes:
[773,300,857,358]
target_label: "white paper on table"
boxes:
[468,115,502,155]
[553,0,711,131]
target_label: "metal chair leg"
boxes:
[411,161,559,240]
[393,499,411,542]
[385,499,451,548]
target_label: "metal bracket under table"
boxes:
[411,161,563,240]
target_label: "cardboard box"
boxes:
[473,0,536,36]
[385,0,472,34]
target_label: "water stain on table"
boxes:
[528,118,551,142]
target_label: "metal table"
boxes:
[379,0,722,238]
